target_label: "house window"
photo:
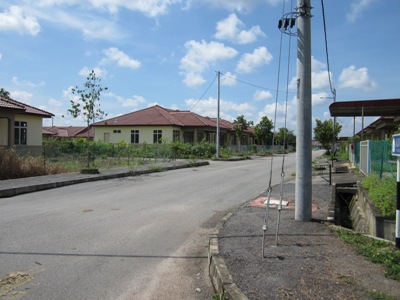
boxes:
[131,130,139,144]
[173,130,180,141]
[153,130,162,143]
[14,121,27,145]
[113,129,121,134]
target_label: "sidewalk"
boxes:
[209,171,400,300]
[0,160,209,198]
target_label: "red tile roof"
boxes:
[0,96,54,118]
[93,105,237,130]
[42,126,94,138]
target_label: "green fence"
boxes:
[355,140,396,178]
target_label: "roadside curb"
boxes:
[0,160,209,198]
[208,211,249,300]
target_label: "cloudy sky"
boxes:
[0,0,398,137]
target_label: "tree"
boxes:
[314,119,342,154]
[233,115,253,147]
[68,70,108,168]
[274,127,296,149]
[0,88,10,98]
[254,116,274,145]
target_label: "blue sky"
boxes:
[0,0,399,137]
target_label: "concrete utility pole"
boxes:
[295,0,312,221]
[216,71,220,158]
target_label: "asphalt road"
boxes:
[0,151,324,299]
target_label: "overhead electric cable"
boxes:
[187,73,218,112]
[219,72,296,95]
[321,0,334,94]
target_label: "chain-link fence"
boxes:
[351,140,396,178]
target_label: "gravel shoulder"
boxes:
[219,178,400,300]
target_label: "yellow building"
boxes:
[92,105,254,146]
[0,96,54,155]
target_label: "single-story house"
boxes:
[0,96,54,155]
[43,126,94,139]
[92,105,254,146]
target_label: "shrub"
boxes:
[362,174,396,219]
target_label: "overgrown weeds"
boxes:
[336,228,400,281]
[361,174,396,219]
[0,147,68,180]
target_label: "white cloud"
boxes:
[12,76,45,87]
[220,72,237,86]
[10,90,33,103]
[29,8,126,41]
[347,0,376,23]
[253,90,273,101]
[312,92,331,106]
[102,47,141,69]
[214,13,264,44]
[48,98,63,107]
[338,65,377,91]
[180,40,238,87]
[79,67,107,78]
[185,97,255,121]
[236,47,273,73]
[258,100,296,130]
[184,0,280,12]
[0,6,40,36]
[105,92,147,108]
[34,0,179,17]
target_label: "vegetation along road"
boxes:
[0,151,324,299]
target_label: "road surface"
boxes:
[0,151,324,299]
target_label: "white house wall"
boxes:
[94,126,182,144]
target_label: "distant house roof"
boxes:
[329,98,400,117]
[42,126,94,138]
[0,96,54,118]
[92,105,252,133]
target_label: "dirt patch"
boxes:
[219,181,400,299]
[0,272,33,299]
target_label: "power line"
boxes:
[219,72,296,95]
[187,73,218,112]
[321,0,335,94]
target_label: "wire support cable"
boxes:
[262,0,294,258]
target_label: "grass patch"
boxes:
[335,228,400,281]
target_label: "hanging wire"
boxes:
[262,0,287,259]
[188,73,218,112]
[219,72,296,96]
[275,0,295,247]
[321,0,334,95]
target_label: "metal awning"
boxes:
[329,98,400,117]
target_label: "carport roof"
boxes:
[329,98,400,117]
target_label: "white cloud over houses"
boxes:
[180,40,238,87]
[185,96,255,121]
[214,13,264,44]
[236,47,273,73]
[105,92,147,108]
[253,90,273,101]
[12,76,45,88]
[338,65,377,91]
[10,90,33,103]
[101,47,141,69]
[258,99,297,129]
[0,6,40,35]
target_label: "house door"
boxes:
[104,132,110,143]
